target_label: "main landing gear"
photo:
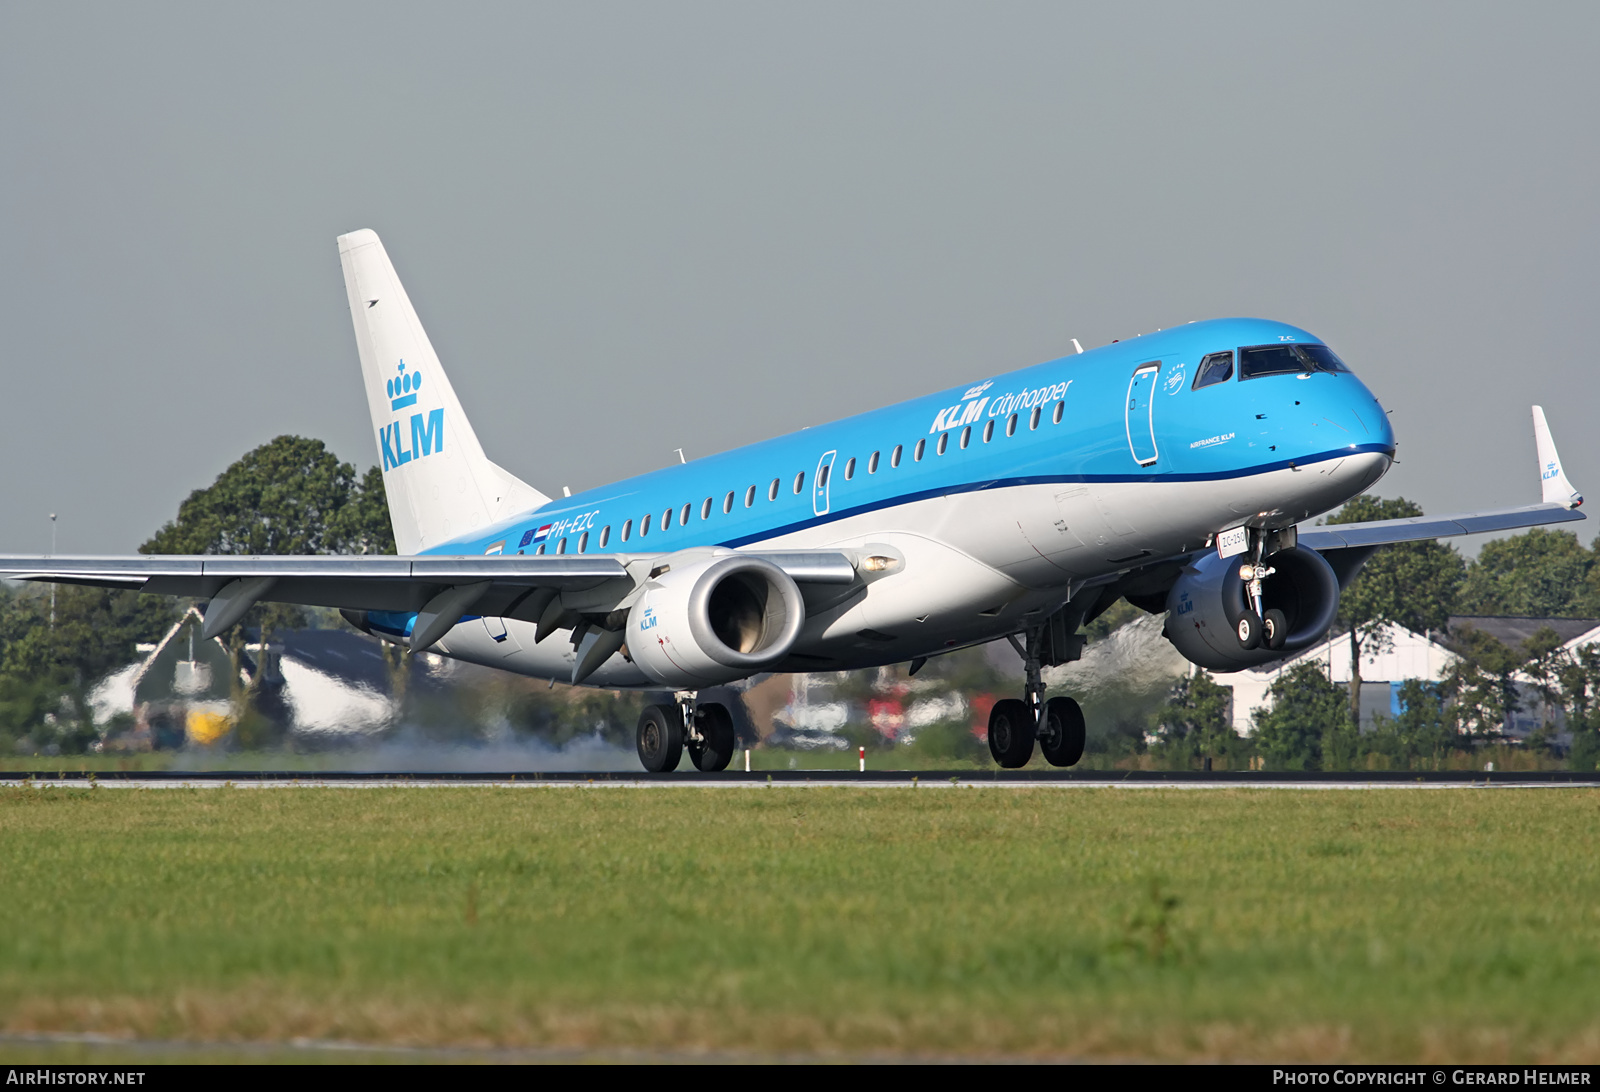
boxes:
[636,694,738,773]
[990,625,1087,769]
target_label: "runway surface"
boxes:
[5,769,1600,788]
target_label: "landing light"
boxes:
[862,555,898,573]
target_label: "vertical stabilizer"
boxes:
[338,230,549,554]
[1533,405,1583,509]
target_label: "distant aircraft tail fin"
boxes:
[1533,405,1583,509]
[337,230,549,554]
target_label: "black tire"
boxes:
[637,704,684,772]
[1039,695,1086,767]
[689,703,736,772]
[1236,610,1262,651]
[1262,608,1288,651]
[988,698,1036,768]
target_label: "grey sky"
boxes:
[2,2,1596,554]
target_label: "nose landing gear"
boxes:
[1235,529,1288,652]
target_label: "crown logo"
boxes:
[386,360,423,411]
[961,380,993,400]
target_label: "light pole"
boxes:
[48,514,56,629]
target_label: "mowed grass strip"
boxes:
[1,786,1598,1062]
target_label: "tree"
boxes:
[1441,625,1521,741]
[1153,671,1247,769]
[1252,661,1349,770]
[1455,528,1596,618]
[0,583,174,751]
[1325,496,1465,726]
[142,435,392,556]
[1380,679,1456,769]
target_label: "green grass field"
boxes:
[1,785,1598,1062]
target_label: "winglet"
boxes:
[1534,406,1583,509]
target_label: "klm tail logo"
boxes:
[1544,460,1560,482]
[387,359,423,410]
[380,359,444,471]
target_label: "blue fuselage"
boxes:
[443,317,1395,562]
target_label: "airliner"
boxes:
[3,231,1583,771]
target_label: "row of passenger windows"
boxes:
[522,399,1069,555]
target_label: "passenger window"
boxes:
[959,425,971,449]
[844,457,855,480]
[819,463,830,488]
[641,513,651,536]
[577,531,588,553]
[1192,351,1235,390]
[869,451,880,473]
[1029,405,1041,430]
[663,508,674,530]
[745,485,756,507]
[556,537,567,555]
[1052,401,1064,424]
[700,498,711,520]
[768,478,779,500]
[621,519,632,542]
[599,525,610,548]
[891,445,903,468]
[793,471,805,494]
[983,419,994,443]
[936,432,948,455]
[681,502,692,525]
[914,438,926,461]
[536,543,546,555]
[723,491,734,514]
[1006,413,1018,437]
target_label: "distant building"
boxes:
[90,607,446,749]
[1222,622,1458,735]
[1221,615,1600,740]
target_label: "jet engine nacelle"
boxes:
[626,553,806,689]
[1164,545,1340,672]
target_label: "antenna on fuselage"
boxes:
[1071,339,1084,355]
[674,448,686,464]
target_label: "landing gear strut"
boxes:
[992,622,1087,768]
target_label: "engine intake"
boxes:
[1164,545,1340,671]
[627,553,806,688]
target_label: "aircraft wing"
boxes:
[1302,405,1585,551]
[0,551,859,642]
[1297,501,1584,550]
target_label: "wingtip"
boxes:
[1533,406,1583,509]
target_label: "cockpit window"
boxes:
[1296,344,1349,373]
[1191,351,1235,390]
[1239,343,1350,380]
